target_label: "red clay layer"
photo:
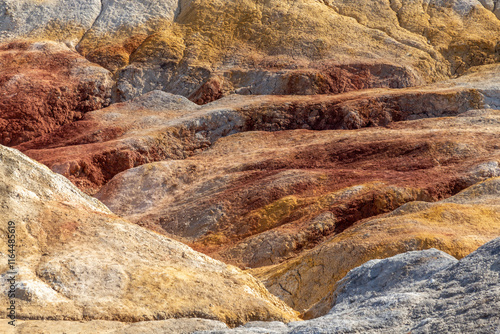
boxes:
[0,42,110,146]
[15,87,479,194]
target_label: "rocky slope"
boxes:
[2,0,500,103]
[13,63,499,194]
[7,62,500,317]
[2,0,500,332]
[91,107,500,270]
[199,235,500,333]
[0,145,298,326]
[2,0,499,152]
[0,41,112,146]
[252,176,500,312]
[0,318,228,334]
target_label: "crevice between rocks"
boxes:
[75,0,104,55]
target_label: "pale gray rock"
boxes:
[0,0,101,46]
[115,62,421,102]
[114,318,228,334]
[85,0,180,35]
[0,318,228,334]
[201,237,500,333]
[450,64,500,109]
[463,160,500,187]
[0,145,109,214]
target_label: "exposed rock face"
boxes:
[88,107,500,270]
[0,145,298,325]
[2,0,500,103]
[2,0,500,331]
[0,318,228,334]
[15,63,497,194]
[448,63,500,109]
[105,0,500,101]
[296,240,500,333]
[252,177,500,312]
[199,236,500,333]
[0,41,112,146]
[0,0,101,46]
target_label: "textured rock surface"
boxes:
[199,236,500,333]
[252,177,500,312]
[0,145,298,325]
[449,63,500,109]
[0,41,112,146]
[1,0,500,102]
[0,0,101,46]
[295,238,500,333]
[99,0,500,100]
[90,107,500,270]
[3,0,500,331]
[15,63,497,194]
[0,318,228,334]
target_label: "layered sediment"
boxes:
[2,0,500,331]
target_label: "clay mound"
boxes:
[0,145,299,326]
[0,41,112,146]
[200,235,500,333]
[251,177,500,313]
[91,107,500,272]
[16,62,498,194]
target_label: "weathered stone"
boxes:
[2,0,500,102]
[0,41,113,146]
[2,1,500,331]
[16,64,497,194]
[0,318,228,334]
[88,104,500,269]
[110,0,500,100]
[253,177,500,312]
[0,0,101,46]
[199,236,500,333]
[0,145,299,326]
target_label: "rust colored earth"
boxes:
[0,42,111,146]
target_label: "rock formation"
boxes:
[2,0,500,332]
[91,106,500,272]
[0,318,228,334]
[200,236,500,333]
[252,176,500,312]
[0,41,112,146]
[2,0,500,104]
[0,145,298,326]
[13,63,499,194]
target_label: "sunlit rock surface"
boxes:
[1,0,500,331]
[200,236,500,333]
[0,145,299,326]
